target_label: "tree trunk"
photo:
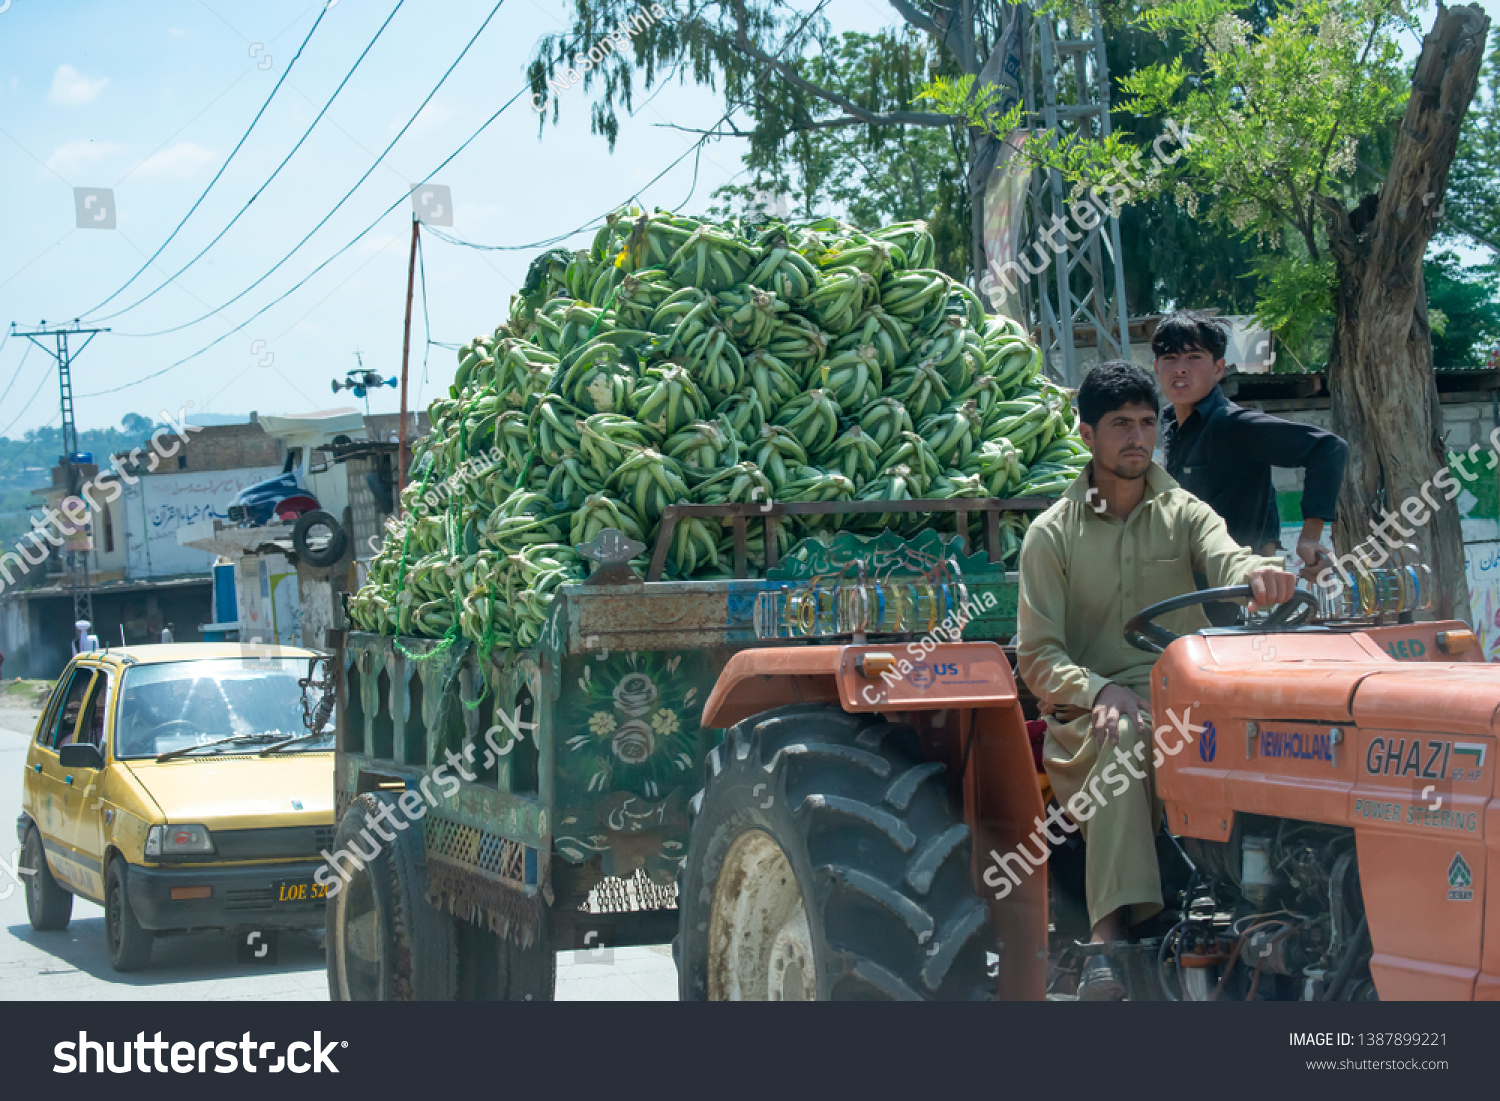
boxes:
[1325,3,1490,622]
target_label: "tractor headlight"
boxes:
[145,823,215,857]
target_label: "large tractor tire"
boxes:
[678,703,993,1000]
[327,793,457,1001]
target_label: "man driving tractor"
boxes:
[1015,361,1298,1000]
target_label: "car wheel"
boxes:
[326,793,457,1000]
[105,859,153,971]
[22,827,72,932]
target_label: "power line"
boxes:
[108,0,509,341]
[419,1,832,255]
[0,366,57,440]
[0,339,33,407]
[87,0,408,324]
[85,73,534,397]
[79,5,333,319]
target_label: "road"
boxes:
[0,703,676,1001]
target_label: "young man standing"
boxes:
[1016,361,1295,999]
[1154,311,1347,577]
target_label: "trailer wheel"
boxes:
[327,793,457,1001]
[453,916,554,1001]
[678,703,993,1000]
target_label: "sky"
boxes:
[0,0,1496,442]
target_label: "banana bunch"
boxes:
[564,251,596,301]
[544,456,602,511]
[803,268,877,336]
[961,437,1024,497]
[877,432,940,495]
[559,345,636,415]
[748,424,810,489]
[664,418,741,484]
[693,460,774,507]
[665,515,722,578]
[854,463,923,527]
[912,316,978,394]
[485,492,566,556]
[571,492,646,547]
[986,335,1042,397]
[453,339,496,395]
[869,221,936,270]
[778,465,856,531]
[631,364,708,436]
[535,394,584,465]
[530,297,572,355]
[715,283,786,348]
[605,447,690,524]
[821,425,883,487]
[770,388,842,458]
[745,349,803,417]
[880,269,950,330]
[812,236,897,280]
[818,342,883,411]
[680,324,745,405]
[855,396,914,450]
[613,268,677,330]
[496,340,558,408]
[745,244,820,304]
[831,306,910,374]
[716,390,766,446]
[559,302,611,355]
[930,470,988,500]
[764,315,829,383]
[494,411,533,478]
[650,286,717,353]
[614,210,700,272]
[918,401,983,468]
[885,360,951,423]
[717,521,794,575]
[945,283,986,331]
[580,413,660,480]
[668,225,761,292]
[509,545,587,648]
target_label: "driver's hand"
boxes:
[1091,683,1150,748]
[1247,566,1297,614]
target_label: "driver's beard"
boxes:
[1102,456,1149,482]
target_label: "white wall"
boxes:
[122,467,279,579]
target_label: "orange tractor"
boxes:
[676,558,1496,1000]
[330,505,1494,1001]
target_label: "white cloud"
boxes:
[46,139,127,176]
[48,64,108,106]
[168,27,190,39]
[130,141,217,179]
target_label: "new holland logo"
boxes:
[1448,853,1474,901]
[1199,720,1217,763]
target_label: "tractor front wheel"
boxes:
[678,703,993,1000]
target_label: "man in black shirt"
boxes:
[1155,311,1348,581]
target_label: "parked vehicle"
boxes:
[18,643,335,971]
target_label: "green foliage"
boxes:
[1442,42,1500,253]
[1425,251,1500,366]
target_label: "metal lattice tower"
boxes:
[1018,5,1132,387]
[11,321,110,625]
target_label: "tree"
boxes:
[931,0,1492,620]
[1442,40,1500,253]
[1426,251,1500,365]
[527,1,1047,284]
[120,412,154,437]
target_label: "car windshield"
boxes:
[114,657,335,760]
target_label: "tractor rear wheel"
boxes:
[678,703,993,1000]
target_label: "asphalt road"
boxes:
[0,704,676,1001]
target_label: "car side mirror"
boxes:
[59,743,105,770]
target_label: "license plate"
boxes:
[273,880,327,904]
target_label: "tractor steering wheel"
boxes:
[1123,585,1318,654]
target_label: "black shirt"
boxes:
[1160,385,1348,550]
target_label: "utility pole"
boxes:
[396,216,419,519]
[11,320,110,626]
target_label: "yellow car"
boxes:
[17,643,335,971]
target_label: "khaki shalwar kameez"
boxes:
[1015,463,1279,928]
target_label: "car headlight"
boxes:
[145,824,215,857]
